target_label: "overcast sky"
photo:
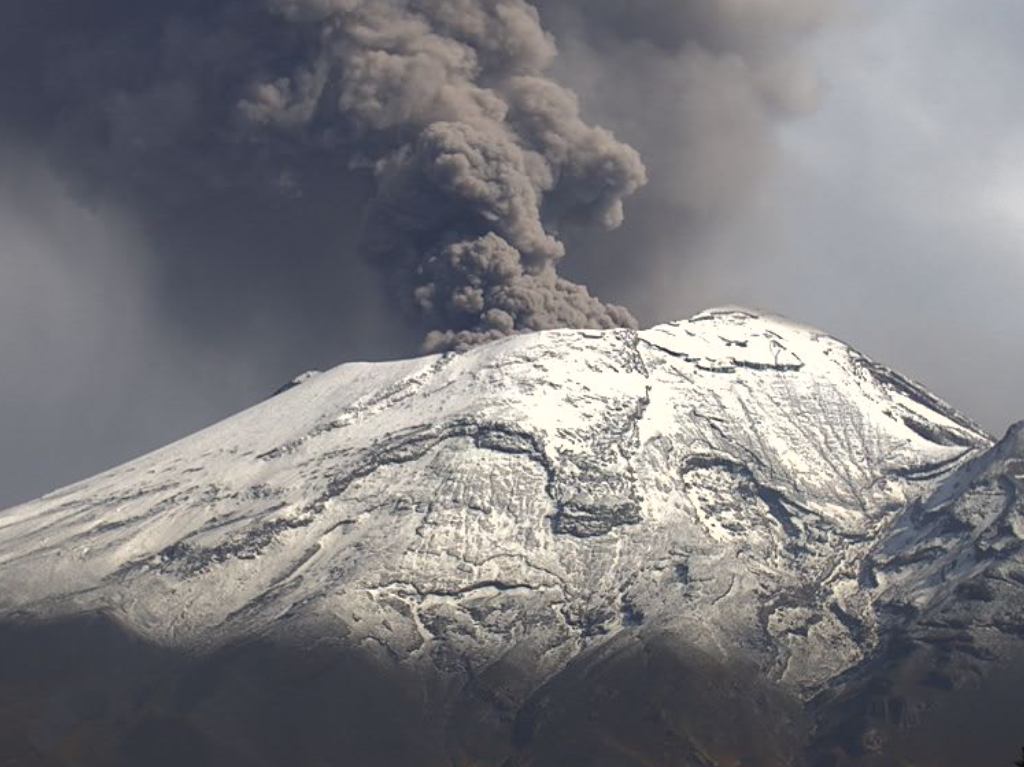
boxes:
[1,0,1021,508]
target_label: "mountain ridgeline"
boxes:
[0,308,1021,765]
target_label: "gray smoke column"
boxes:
[239,0,647,350]
[0,0,836,357]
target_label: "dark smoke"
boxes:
[240,0,647,349]
[0,0,833,352]
[0,0,646,352]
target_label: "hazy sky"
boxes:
[1,0,1021,508]
[614,0,1024,429]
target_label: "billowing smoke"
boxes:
[235,0,646,350]
[0,0,833,353]
[0,0,837,504]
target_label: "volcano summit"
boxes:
[0,308,1021,766]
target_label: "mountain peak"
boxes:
[1003,419,1024,448]
[0,311,1020,766]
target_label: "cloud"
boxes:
[0,144,227,505]
[525,0,837,317]
[0,0,838,351]
[0,0,650,352]
[0,0,844,503]
[239,0,648,347]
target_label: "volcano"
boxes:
[1,307,1021,766]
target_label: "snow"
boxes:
[0,307,1018,699]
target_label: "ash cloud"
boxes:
[529,0,837,317]
[0,0,647,352]
[0,0,841,505]
[240,0,647,349]
[0,0,835,354]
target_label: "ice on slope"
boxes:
[0,307,1003,695]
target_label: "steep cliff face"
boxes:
[0,308,1020,766]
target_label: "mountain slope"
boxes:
[0,307,1019,766]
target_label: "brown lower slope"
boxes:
[0,614,1021,766]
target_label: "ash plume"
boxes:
[0,0,834,352]
[240,0,647,349]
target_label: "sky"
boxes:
[0,0,1021,508]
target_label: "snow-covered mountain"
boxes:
[0,307,1021,766]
